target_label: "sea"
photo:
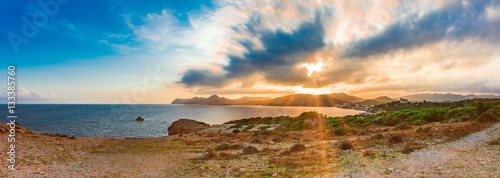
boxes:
[1,104,363,138]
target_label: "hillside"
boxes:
[171,95,231,105]
[402,93,500,102]
[267,94,345,107]
[328,93,364,103]
[373,96,395,103]
[172,93,500,107]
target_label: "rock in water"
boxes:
[136,116,145,121]
[168,119,210,135]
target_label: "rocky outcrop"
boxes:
[136,116,145,121]
[168,119,210,135]
[0,122,35,134]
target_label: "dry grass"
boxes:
[1,120,498,177]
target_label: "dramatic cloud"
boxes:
[343,0,500,58]
[178,13,327,87]
[173,0,500,96]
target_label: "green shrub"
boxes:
[331,125,355,136]
[487,105,500,118]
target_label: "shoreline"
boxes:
[1,106,364,139]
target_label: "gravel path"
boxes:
[388,122,500,177]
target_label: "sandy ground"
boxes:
[386,122,500,177]
[0,122,499,177]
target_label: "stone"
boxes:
[136,116,145,121]
[168,119,210,135]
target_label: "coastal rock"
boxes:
[168,119,210,135]
[136,116,145,121]
[0,122,35,134]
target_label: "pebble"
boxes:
[480,162,486,165]
[240,168,245,172]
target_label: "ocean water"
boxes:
[0,104,363,138]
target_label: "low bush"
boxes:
[393,122,412,131]
[388,135,403,144]
[339,140,353,150]
[477,112,498,123]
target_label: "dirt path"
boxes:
[386,122,500,177]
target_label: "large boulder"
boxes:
[168,119,210,135]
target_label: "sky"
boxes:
[1,0,500,104]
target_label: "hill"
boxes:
[172,93,500,107]
[171,95,231,105]
[402,93,500,102]
[328,93,363,103]
[267,94,345,107]
[373,96,395,103]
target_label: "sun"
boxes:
[300,58,325,77]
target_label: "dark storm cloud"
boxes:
[343,0,500,59]
[178,13,326,87]
[178,69,225,87]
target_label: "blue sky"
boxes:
[2,0,500,103]
[2,0,218,103]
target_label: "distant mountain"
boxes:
[373,96,395,103]
[402,93,500,102]
[267,94,345,107]
[231,97,272,105]
[171,95,231,105]
[356,99,382,105]
[329,93,364,103]
[171,97,207,104]
[172,93,500,107]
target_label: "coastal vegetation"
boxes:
[225,99,500,133]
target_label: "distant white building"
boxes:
[400,98,409,104]
[343,103,349,108]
